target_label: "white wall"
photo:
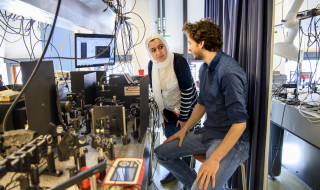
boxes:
[0,16,43,84]
[126,0,152,75]
[188,0,205,23]
[2,21,43,59]
[164,1,184,54]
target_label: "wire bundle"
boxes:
[105,0,146,78]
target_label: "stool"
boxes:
[191,154,247,190]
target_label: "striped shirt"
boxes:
[148,53,197,121]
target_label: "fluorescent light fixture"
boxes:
[274,0,304,61]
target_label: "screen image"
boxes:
[75,33,115,68]
[110,167,137,182]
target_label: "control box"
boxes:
[103,158,145,190]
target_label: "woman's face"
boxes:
[148,38,167,62]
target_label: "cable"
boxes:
[0,33,23,44]
[0,56,19,64]
[273,57,284,71]
[0,21,8,47]
[43,34,115,61]
[4,172,18,189]
[0,77,10,90]
[0,57,21,89]
[20,19,32,60]
[147,103,160,190]
[0,0,146,82]
[2,0,62,132]
[297,89,320,123]
[132,44,142,70]
[12,70,21,89]
[0,1,144,78]
[123,11,146,47]
[29,29,70,92]
[28,20,36,59]
[300,15,320,85]
[68,30,74,71]
[103,3,146,75]
[128,23,142,70]
[128,0,137,13]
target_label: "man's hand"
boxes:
[161,114,169,128]
[176,120,186,129]
[163,128,187,147]
[194,122,247,189]
[195,158,220,189]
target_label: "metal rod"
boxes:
[122,106,127,136]
[51,161,106,190]
[162,0,166,34]
[183,0,188,59]
[157,0,162,33]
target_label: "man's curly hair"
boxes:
[182,19,222,52]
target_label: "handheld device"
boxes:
[103,158,145,190]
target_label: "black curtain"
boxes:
[205,0,273,190]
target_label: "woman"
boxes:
[146,34,198,184]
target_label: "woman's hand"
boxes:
[176,120,186,129]
[161,114,169,128]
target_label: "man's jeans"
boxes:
[154,130,249,190]
[163,119,193,168]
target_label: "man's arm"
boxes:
[195,122,246,189]
[164,103,205,146]
[183,103,205,131]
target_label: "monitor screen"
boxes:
[75,33,115,68]
[110,167,137,182]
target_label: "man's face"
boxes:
[148,39,167,62]
[187,36,203,60]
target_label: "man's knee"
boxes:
[154,143,176,161]
[154,144,166,161]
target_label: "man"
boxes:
[154,19,250,190]
[145,34,198,184]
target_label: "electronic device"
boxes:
[96,75,150,141]
[75,33,115,68]
[103,158,145,190]
[300,72,312,80]
[91,105,126,136]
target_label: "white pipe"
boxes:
[274,0,304,61]
[283,0,304,43]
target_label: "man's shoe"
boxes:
[160,172,176,184]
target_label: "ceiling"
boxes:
[0,0,116,34]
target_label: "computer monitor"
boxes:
[75,33,115,68]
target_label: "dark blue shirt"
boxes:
[198,49,250,142]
